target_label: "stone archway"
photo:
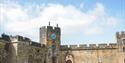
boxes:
[28,55,33,63]
[66,60,72,63]
[65,54,74,63]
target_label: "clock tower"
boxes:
[40,22,61,48]
[40,22,61,63]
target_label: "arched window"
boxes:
[28,55,33,63]
[66,60,72,63]
[65,54,74,63]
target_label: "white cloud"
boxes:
[84,27,103,36]
[0,1,26,21]
[107,17,118,27]
[87,3,105,18]
[0,1,120,42]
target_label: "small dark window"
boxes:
[37,50,40,52]
[124,59,125,63]
[68,56,70,58]
[123,48,125,52]
[123,39,125,45]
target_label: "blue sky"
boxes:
[0,0,125,45]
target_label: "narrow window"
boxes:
[124,59,125,63]
[123,39,125,45]
[123,48,125,52]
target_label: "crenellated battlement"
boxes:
[79,44,87,48]
[116,31,125,45]
[109,43,117,48]
[40,24,60,32]
[60,31,125,50]
[89,44,97,48]
[60,43,118,50]
[116,31,125,39]
[98,44,107,48]
[10,35,31,42]
[42,25,60,31]
[69,45,78,49]
[60,45,68,49]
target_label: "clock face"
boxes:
[52,44,56,49]
[50,33,56,40]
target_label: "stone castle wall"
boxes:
[60,47,125,63]
[0,31,125,63]
[59,43,125,63]
[59,31,125,63]
[60,43,118,50]
[12,40,47,63]
[0,34,47,63]
[0,39,8,63]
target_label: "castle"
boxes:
[0,23,125,63]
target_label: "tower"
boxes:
[116,31,125,45]
[39,22,61,63]
[40,22,61,48]
[116,31,125,53]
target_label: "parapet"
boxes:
[1,33,10,41]
[98,44,108,48]
[60,43,119,50]
[116,31,125,39]
[40,25,60,33]
[0,34,31,43]
[79,44,87,48]
[89,44,97,48]
[60,45,68,49]
[69,45,77,49]
[10,35,31,42]
[108,43,118,48]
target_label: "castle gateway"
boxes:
[0,24,125,63]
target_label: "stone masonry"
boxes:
[0,24,125,63]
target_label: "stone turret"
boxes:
[10,35,31,42]
[1,33,11,41]
[39,23,61,63]
[116,31,125,53]
[40,22,61,48]
[116,31,125,45]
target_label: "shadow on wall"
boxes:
[28,55,33,63]
[6,43,16,63]
[66,60,72,63]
